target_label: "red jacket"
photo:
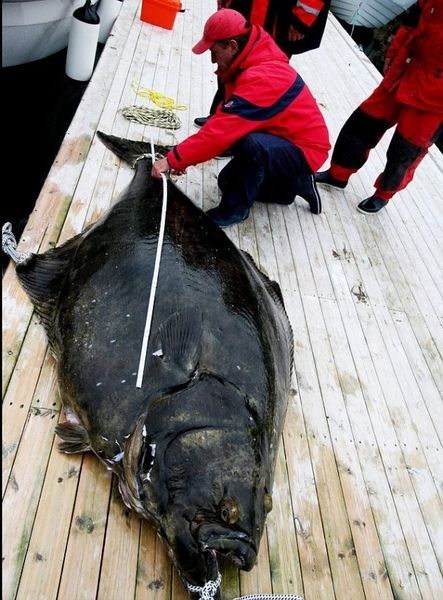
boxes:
[167,26,330,172]
[383,0,443,113]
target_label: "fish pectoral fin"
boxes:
[55,422,91,454]
[153,308,202,379]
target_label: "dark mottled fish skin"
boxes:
[14,131,293,597]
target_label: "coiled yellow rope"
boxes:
[121,83,186,128]
[131,82,187,110]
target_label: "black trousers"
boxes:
[217,131,311,215]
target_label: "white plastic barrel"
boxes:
[98,0,122,43]
[65,15,100,81]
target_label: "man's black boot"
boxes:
[298,174,322,215]
[206,206,250,227]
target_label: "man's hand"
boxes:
[152,157,171,179]
[152,157,186,179]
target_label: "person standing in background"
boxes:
[315,0,443,214]
[194,0,331,128]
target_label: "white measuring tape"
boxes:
[136,141,168,389]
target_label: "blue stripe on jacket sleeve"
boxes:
[221,74,305,121]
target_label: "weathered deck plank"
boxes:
[2,1,442,599]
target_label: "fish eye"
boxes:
[219,497,240,524]
[264,492,273,513]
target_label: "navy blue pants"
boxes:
[217,132,311,216]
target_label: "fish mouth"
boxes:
[197,523,257,570]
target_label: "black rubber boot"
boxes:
[357,196,388,214]
[298,174,322,214]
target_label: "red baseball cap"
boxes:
[192,9,251,55]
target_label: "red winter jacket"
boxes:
[167,26,330,172]
[383,0,443,113]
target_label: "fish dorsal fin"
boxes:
[16,234,83,356]
[151,308,203,384]
[240,249,294,369]
[240,249,285,304]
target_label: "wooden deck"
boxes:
[2,1,443,598]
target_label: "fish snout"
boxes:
[165,525,220,596]
[197,523,257,570]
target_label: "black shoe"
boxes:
[357,196,388,214]
[194,116,209,128]
[206,206,250,227]
[315,170,347,189]
[298,174,322,215]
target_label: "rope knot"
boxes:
[132,152,157,168]
[187,572,222,600]
[2,222,31,265]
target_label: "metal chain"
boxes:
[120,106,181,129]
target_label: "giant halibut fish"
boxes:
[4,131,293,598]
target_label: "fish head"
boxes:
[164,428,269,581]
[133,411,272,591]
[123,379,275,593]
[160,426,271,592]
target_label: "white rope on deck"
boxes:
[187,570,303,600]
[2,222,30,264]
[232,596,304,600]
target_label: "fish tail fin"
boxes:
[97,131,171,167]
[55,422,91,453]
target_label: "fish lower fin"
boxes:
[55,422,91,454]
